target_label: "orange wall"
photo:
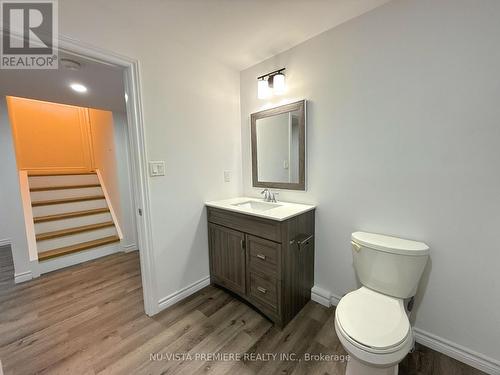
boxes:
[7,96,95,173]
[6,96,123,229]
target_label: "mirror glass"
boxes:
[256,111,301,183]
[251,100,306,190]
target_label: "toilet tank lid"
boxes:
[352,231,429,256]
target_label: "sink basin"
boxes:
[206,197,315,221]
[232,200,282,212]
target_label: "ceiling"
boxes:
[0,52,126,112]
[0,0,391,112]
[161,0,393,70]
[61,0,391,71]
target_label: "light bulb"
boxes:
[273,73,285,95]
[257,79,270,99]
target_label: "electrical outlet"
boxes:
[224,170,231,182]
[149,161,165,177]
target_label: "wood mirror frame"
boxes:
[251,100,306,191]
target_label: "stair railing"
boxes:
[18,170,38,261]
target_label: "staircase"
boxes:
[29,172,120,264]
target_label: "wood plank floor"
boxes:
[0,246,486,375]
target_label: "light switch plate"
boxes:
[224,170,231,182]
[149,161,165,177]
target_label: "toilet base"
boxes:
[346,357,398,375]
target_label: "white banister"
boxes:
[95,169,124,240]
[18,170,38,261]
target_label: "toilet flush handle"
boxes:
[351,241,362,252]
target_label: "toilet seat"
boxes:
[335,287,410,353]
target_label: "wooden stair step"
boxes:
[30,184,101,192]
[38,235,120,261]
[32,195,105,207]
[36,221,115,241]
[28,171,96,176]
[34,208,110,223]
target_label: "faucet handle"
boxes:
[261,189,279,202]
[269,191,279,202]
[261,188,270,201]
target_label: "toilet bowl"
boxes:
[334,287,414,375]
[335,232,429,375]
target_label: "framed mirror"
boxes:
[251,100,306,190]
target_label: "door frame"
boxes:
[57,35,158,315]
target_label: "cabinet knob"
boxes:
[257,286,267,294]
[256,254,266,260]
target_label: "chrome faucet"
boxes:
[261,189,279,203]
[261,189,270,202]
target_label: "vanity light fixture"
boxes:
[257,78,270,99]
[273,72,285,95]
[257,68,286,99]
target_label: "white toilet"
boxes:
[335,231,429,375]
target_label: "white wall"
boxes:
[240,0,500,367]
[113,111,138,251]
[0,97,32,279]
[59,1,242,307]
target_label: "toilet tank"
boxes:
[351,232,429,299]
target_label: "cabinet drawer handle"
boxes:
[256,254,266,260]
[257,286,267,294]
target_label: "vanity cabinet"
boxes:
[207,206,315,328]
[208,225,247,295]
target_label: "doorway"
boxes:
[0,40,157,316]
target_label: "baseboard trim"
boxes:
[0,238,11,247]
[414,328,500,375]
[311,285,343,307]
[310,285,499,375]
[311,285,331,307]
[14,270,33,283]
[330,292,342,306]
[158,276,210,311]
[122,243,138,252]
[38,242,121,274]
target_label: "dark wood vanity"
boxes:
[207,206,315,328]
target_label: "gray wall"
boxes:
[240,0,500,364]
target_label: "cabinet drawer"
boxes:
[249,271,279,313]
[247,235,281,278]
[207,207,281,242]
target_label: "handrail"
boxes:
[95,169,124,240]
[18,170,38,261]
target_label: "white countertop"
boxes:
[205,197,316,222]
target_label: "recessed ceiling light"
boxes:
[70,83,87,93]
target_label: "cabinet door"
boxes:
[208,223,246,295]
